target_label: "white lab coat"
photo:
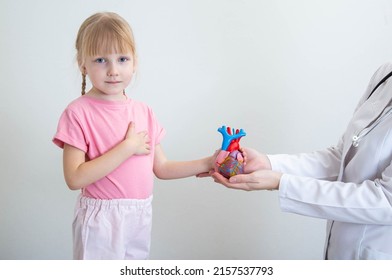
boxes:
[269,62,392,259]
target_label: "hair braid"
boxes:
[81,73,86,95]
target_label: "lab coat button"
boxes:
[352,135,359,147]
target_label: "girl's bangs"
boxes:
[85,28,133,56]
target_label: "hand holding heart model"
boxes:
[215,125,246,178]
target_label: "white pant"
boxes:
[72,195,153,260]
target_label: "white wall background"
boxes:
[1,0,392,260]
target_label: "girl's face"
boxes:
[83,52,135,100]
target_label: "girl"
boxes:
[53,12,214,260]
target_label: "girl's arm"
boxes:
[63,122,150,190]
[153,144,215,180]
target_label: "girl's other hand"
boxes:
[196,149,220,178]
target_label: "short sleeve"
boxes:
[154,117,166,146]
[52,108,88,152]
[146,105,165,146]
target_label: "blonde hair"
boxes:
[75,12,137,95]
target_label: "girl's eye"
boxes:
[94,58,106,63]
[119,57,130,63]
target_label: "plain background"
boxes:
[1,0,392,260]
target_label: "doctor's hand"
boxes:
[210,169,282,191]
[241,147,272,173]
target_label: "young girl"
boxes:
[53,12,214,260]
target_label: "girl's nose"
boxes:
[107,63,119,77]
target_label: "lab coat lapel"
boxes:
[338,80,392,178]
[351,84,392,133]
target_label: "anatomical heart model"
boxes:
[215,125,246,178]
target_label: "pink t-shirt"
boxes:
[53,95,165,199]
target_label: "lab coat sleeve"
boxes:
[278,169,392,225]
[272,137,392,225]
[268,136,343,181]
